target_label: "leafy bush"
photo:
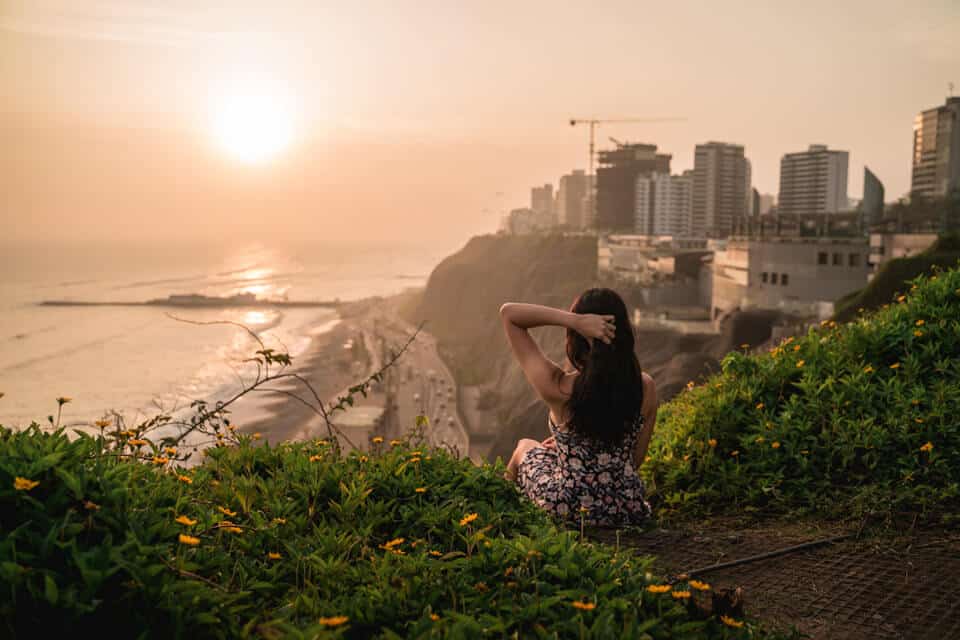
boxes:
[645,265,960,525]
[1,426,781,639]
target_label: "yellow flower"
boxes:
[731,450,740,457]
[94,419,112,428]
[309,454,322,462]
[222,525,243,534]
[689,579,711,591]
[800,450,810,455]
[740,343,749,349]
[409,456,422,464]
[755,436,765,444]
[771,441,781,449]
[796,360,805,368]
[721,615,744,628]
[889,363,901,369]
[84,500,100,511]
[415,487,427,493]
[175,515,197,526]
[179,534,200,546]
[253,433,262,440]
[217,506,237,517]
[459,513,479,527]
[151,456,169,465]
[273,517,287,524]
[793,344,801,352]
[671,590,691,600]
[914,330,924,337]
[318,616,349,627]
[897,295,906,303]
[915,418,924,424]
[57,396,72,405]
[13,477,39,491]
[911,399,920,406]
[390,439,402,447]
[646,584,671,593]
[686,381,695,390]
[683,454,691,461]
[119,430,136,437]
[474,582,489,592]
[571,600,596,611]
[268,552,282,560]
[755,402,764,410]
[916,319,925,326]
[128,439,148,447]
[863,365,874,373]
[359,455,368,463]
[708,438,717,448]
[429,550,442,557]
[371,436,384,444]
[409,450,422,457]
[380,537,405,550]
[177,474,193,484]
[920,442,933,453]
[316,439,330,446]
[430,613,440,621]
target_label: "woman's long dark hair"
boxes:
[564,288,643,447]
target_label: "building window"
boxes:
[771,273,778,285]
[832,253,842,266]
[781,273,789,286]
[818,252,828,265]
[761,272,768,283]
[849,253,860,267]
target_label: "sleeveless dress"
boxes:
[517,414,652,526]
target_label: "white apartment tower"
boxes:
[691,142,752,238]
[778,144,849,216]
[635,171,693,236]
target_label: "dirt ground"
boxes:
[589,520,960,640]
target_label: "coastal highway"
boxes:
[367,309,471,458]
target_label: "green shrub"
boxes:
[1,426,781,638]
[645,265,960,524]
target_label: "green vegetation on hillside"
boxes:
[2,424,785,638]
[645,266,960,525]
[833,234,960,321]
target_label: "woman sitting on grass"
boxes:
[500,288,657,526]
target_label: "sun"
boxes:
[211,92,295,164]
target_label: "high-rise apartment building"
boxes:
[530,184,554,220]
[862,167,885,226]
[556,170,589,228]
[911,97,960,199]
[635,171,693,236]
[691,142,751,238]
[595,143,671,231]
[777,144,849,216]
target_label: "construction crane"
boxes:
[569,116,686,222]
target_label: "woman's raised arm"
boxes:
[499,303,614,403]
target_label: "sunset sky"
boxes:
[2,0,957,250]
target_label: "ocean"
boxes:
[0,242,445,430]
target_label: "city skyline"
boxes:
[2,1,958,248]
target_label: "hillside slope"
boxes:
[833,234,960,322]
[646,266,960,525]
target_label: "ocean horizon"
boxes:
[0,241,447,430]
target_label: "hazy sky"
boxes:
[2,0,957,249]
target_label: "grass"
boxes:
[644,264,960,527]
[1,424,784,638]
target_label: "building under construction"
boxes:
[595,142,671,231]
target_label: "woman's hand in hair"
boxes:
[575,314,616,345]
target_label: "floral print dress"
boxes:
[517,414,651,526]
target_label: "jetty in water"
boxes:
[39,293,340,309]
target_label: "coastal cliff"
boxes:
[406,234,781,461]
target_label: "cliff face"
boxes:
[409,234,779,461]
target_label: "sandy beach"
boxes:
[234,293,470,455]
